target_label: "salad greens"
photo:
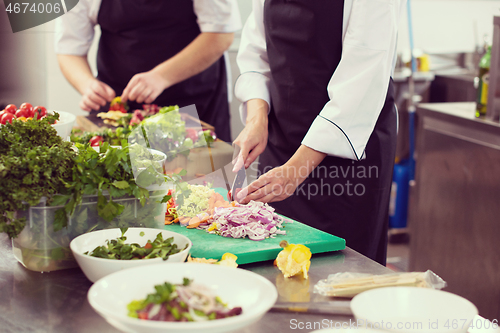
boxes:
[84,227,183,260]
[0,113,75,238]
[0,113,184,271]
[130,106,214,162]
[51,142,169,232]
[70,125,133,146]
[127,279,242,322]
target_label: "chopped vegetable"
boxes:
[201,201,288,241]
[109,96,129,113]
[275,240,311,279]
[187,253,238,268]
[127,279,242,321]
[176,184,214,218]
[84,227,183,260]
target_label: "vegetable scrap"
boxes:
[275,240,312,279]
[187,253,238,268]
[84,227,184,261]
[127,278,242,321]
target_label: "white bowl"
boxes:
[51,110,76,140]
[70,228,192,283]
[351,287,478,333]
[88,263,278,333]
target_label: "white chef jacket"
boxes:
[235,0,406,161]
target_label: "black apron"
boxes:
[262,0,397,264]
[95,0,231,142]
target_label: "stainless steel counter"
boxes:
[410,102,500,321]
[0,234,391,333]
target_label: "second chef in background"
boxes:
[55,0,241,142]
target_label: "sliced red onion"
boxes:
[205,201,289,241]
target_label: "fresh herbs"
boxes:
[0,114,76,238]
[84,227,182,260]
[51,142,170,232]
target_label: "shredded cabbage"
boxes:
[176,185,214,218]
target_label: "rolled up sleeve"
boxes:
[194,0,241,33]
[234,0,271,124]
[302,0,403,160]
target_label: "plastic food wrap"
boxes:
[314,270,447,298]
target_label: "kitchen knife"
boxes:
[230,145,247,202]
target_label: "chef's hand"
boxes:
[121,70,169,105]
[232,99,269,172]
[80,79,115,112]
[237,145,327,204]
[237,165,303,204]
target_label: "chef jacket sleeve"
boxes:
[301,0,404,161]
[233,0,271,125]
[194,0,242,33]
[54,0,98,56]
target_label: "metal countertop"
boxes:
[0,234,391,333]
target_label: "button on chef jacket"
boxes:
[55,0,241,143]
[235,0,406,264]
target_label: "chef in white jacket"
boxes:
[55,0,241,142]
[234,0,406,264]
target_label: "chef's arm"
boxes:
[121,33,234,104]
[155,32,233,88]
[233,98,269,171]
[57,55,116,111]
[232,0,271,169]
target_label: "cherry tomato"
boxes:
[33,106,47,119]
[4,104,17,114]
[20,103,34,118]
[15,109,29,118]
[0,111,5,119]
[89,135,103,147]
[1,113,15,124]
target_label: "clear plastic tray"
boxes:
[12,187,168,272]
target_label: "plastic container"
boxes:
[389,162,410,229]
[11,186,168,272]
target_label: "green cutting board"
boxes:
[164,188,345,265]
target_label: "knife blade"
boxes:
[230,145,247,202]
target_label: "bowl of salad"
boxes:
[70,227,192,282]
[88,263,278,333]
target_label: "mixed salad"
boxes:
[71,104,215,161]
[85,227,184,260]
[127,278,242,322]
